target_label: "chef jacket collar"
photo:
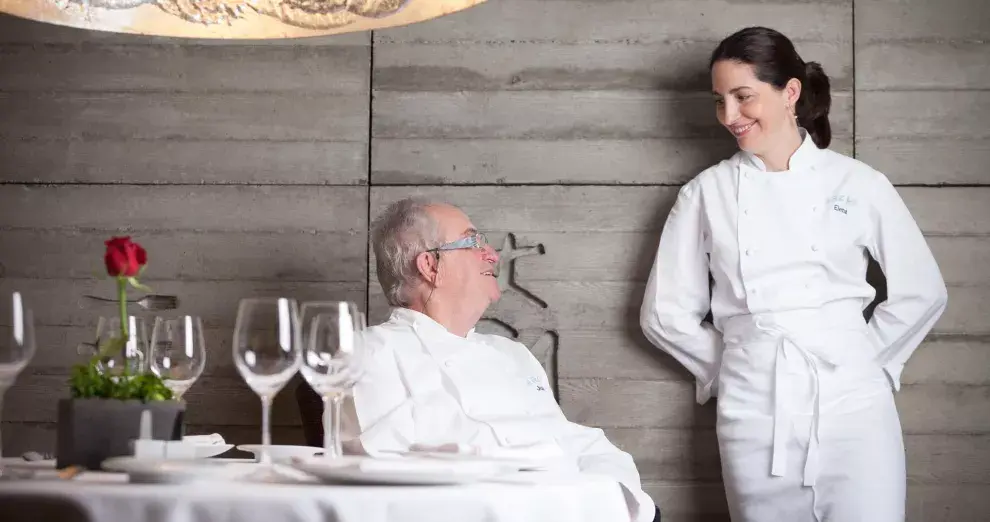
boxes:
[740,128,823,173]
[389,307,478,344]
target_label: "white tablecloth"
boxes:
[0,463,633,522]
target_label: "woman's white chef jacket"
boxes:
[640,131,948,405]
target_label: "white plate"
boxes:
[236,445,322,463]
[102,457,252,484]
[1,458,56,470]
[191,443,235,459]
[392,451,558,471]
[289,456,504,486]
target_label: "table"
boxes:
[0,461,634,522]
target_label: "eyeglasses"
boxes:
[426,232,490,254]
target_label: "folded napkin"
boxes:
[182,433,225,446]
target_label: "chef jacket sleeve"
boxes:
[554,420,657,522]
[514,350,656,522]
[640,180,724,404]
[864,170,948,390]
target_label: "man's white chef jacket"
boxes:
[342,307,655,522]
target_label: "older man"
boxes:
[335,197,659,522]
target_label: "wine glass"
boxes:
[232,298,301,468]
[299,301,366,459]
[0,292,36,480]
[149,316,206,400]
[93,316,149,376]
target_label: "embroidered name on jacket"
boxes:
[828,194,857,215]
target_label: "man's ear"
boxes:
[415,251,439,285]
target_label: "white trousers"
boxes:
[716,309,906,522]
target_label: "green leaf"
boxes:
[127,277,152,292]
[67,359,173,402]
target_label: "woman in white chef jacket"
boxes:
[640,27,948,522]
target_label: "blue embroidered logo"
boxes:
[526,375,547,392]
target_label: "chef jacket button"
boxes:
[742,209,749,216]
[744,172,751,179]
[750,288,758,295]
[812,206,817,212]
[811,244,819,252]
[444,360,453,368]
[745,249,752,256]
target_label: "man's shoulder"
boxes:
[470,332,536,362]
[362,319,417,358]
[366,317,414,337]
[470,331,525,347]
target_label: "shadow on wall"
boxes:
[864,256,887,323]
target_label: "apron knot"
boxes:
[756,319,823,487]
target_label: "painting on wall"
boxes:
[0,0,484,38]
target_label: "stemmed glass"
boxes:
[0,292,36,480]
[149,316,206,400]
[232,298,301,468]
[93,316,149,376]
[299,301,366,459]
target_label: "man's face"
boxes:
[426,204,501,309]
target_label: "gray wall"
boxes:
[1,0,988,519]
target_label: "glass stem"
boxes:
[329,393,343,459]
[260,394,272,466]
[321,394,332,457]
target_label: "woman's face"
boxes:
[711,59,799,157]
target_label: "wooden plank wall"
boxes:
[0,17,371,449]
[854,2,990,519]
[2,0,989,519]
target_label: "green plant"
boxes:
[69,361,173,401]
[68,236,173,402]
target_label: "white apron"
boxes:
[640,131,947,522]
[717,304,906,521]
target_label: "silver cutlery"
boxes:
[78,294,179,311]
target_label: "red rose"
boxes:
[104,236,147,277]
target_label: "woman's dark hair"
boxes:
[709,26,832,149]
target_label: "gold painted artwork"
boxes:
[0,0,485,38]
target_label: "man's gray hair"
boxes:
[371,197,443,307]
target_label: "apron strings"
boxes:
[758,320,822,487]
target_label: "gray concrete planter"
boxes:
[56,398,186,470]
